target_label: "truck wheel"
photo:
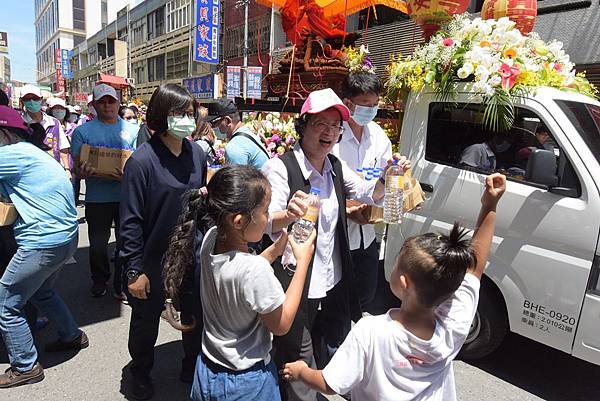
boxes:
[458,279,509,360]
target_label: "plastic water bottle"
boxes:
[292,187,321,243]
[383,160,404,224]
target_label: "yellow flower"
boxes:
[480,41,491,48]
[503,48,517,59]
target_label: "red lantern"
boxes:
[481,0,538,35]
[407,0,471,39]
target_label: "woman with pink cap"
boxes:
[261,88,410,401]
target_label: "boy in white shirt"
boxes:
[282,174,507,401]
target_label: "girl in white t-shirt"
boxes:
[282,173,507,401]
[164,164,315,401]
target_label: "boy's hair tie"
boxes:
[437,235,443,240]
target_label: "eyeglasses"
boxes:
[309,121,345,135]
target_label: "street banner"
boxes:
[0,32,7,54]
[246,66,262,99]
[55,49,64,93]
[61,49,73,79]
[183,74,216,99]
[226,66,241,99]
[194,0,220,64]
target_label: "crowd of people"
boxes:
[0,72,507,401]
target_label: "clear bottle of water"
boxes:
[292,187,321,243]
[383,160,404,224]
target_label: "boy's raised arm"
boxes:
[470,173,506,280]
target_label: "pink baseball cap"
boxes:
[0,105,30,131]
[301,88,350,121]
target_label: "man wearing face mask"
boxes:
[460,133,514,172]
[331,71,394,311]
[207,98,269,169]
[71,84,138,299]
[20,86,71,175]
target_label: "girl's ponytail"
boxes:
[162,187,209,331]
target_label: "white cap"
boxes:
[93,84,119,101]
[87,94,93,104]
[47,97,66,109]
[74,105,82,113]
[67,105,77,113]
[21,84,42,98]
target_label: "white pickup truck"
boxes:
[383,86,600,365]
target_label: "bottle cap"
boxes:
[309,187,321,195]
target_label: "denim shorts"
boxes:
[191,354,281,401]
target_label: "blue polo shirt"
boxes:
[0,142,78,249]
[71,117,138,203]
[225,126,269,169]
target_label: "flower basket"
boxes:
[385,14,598,132]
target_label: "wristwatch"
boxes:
[126,269,141,280]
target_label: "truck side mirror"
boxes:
[526,149,559,187]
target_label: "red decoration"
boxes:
[481,0,538,35]
[407,0,471,39]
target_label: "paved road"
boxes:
[1,215,599,400]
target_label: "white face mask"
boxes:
[167,116,196,139]
[68,114,79,123]
[351,104,378,126]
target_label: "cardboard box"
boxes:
[0,201,18,226]
[80,144,133,180]
[346,176,426,224]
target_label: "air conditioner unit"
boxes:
[125,77,135,85]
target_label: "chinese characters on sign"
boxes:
[246,66,262,99]
[194,0,220,64]
[55,49,64,93]
[61,49,73,79]
[226,66,241,99]
[182,75,216,99]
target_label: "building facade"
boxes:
[0,55,10,84]
[35,0,133,89]
[69,0,217,104]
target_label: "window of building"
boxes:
[224,14,270,60]
[166,47,188,79]
[425,102,579,195]
[147,7,166,41]
[166,0,191,33]
[73,0,86,31]
[147,54,165,82]
[133,61,146,84]
[131,18,146,47]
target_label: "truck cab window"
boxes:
[426,102,579,196]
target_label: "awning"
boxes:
[255,0,407,18]
[97,73,129,89]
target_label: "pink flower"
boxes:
[442,38,454,47]
[499,63,521,90]
[285,135,295,145]
[271,134,281,143]
[554,63,562,72]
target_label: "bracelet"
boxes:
[378,176,386,185]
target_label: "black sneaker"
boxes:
[45,331,89,352]
[129,377,154,400]
[0,362,44,388]
[91,282,108,297]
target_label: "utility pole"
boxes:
[236,0,249,98]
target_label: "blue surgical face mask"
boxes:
[352,104,378,126]
[167,116,196,139]
[52,109,66,121]
[24,99,42,113]
[68,114,79,123]
[212,127,225,139]
[496,142,511,153]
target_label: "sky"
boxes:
[3,0,37,83]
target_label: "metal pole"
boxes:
[269,4,275,74]
[188,0,194,78]
[243,0,248,98]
